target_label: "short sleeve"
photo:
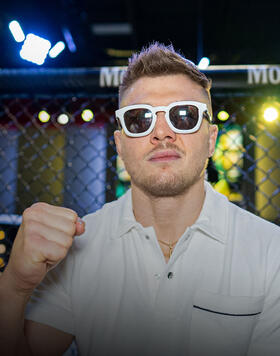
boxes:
[247,232,280,356]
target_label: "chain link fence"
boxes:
[0,68,280,272]
[0,96,118,216]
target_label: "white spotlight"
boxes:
[49,41,65,58]
[198,57,210,70]
[20,34,51,65]
[9,20,25,42]
[263,107,279,122]
[57,114,69,125]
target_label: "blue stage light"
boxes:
[19,34,51,65]
[9,20,25,42]
[62,27,77,53]
[49,41,65,58]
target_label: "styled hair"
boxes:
[119,42,212,103]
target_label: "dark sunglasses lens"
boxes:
[124,108,153,134]
[169,105,199,130]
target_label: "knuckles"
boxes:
[22,203,46,222]
[21,204,78,249]
[65,223,76,237]
[31,202,49,209]
[65,209,78,224]
[22,207,37,222]
[23,203,78,225]
[9,204,77,288]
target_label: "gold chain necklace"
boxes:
[158,238,180,258]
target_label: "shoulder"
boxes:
[224,198,280,271]
[206,181,280,242]
[205,182,280,249]
[228,200,280,243]
[207,186,280,289]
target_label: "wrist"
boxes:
[0,267,33,303]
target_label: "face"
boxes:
[114,74,218,198]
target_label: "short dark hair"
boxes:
[119,42,211,103]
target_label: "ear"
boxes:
[208,124,218,157]
[114,130,123,158]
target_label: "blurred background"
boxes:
[1,0,280,68]
[0,0,280,277]
[1,2,280,355]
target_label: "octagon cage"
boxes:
[0,65,280,273]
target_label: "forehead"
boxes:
[120,74,209,107]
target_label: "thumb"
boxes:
[75,217,85,236]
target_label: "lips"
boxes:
[148,150,181,162]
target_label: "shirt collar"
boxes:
[115,189,140,238]
[115,181,229,244]
[191,181,228,244]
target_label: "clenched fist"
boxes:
[5,202,85,295]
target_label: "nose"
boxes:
[150,111,176,144]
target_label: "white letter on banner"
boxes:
[248,67,268,85]
[268,67,280,84]
[100,67,121,87]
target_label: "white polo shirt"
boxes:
[25,181,280,356]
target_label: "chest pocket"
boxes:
[189,290,265,356]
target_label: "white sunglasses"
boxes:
[115,101,212,137]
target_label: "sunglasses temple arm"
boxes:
[203,111,212,123]
[116,117,122,130]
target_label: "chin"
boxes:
[134,173,200,198]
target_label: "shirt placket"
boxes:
[144,228,203,356]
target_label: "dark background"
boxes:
[0,0,279,68]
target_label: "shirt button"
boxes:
[167,272,174,279]
[145,235,150,240]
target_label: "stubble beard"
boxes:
[127,158,208,198]
[121,140,209,198]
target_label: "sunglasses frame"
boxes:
[115,101,212,137]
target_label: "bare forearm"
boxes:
[0,272,33,356]
[0,203,84,356]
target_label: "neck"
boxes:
[131,178,206,243]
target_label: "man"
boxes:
[1,43,280,356]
